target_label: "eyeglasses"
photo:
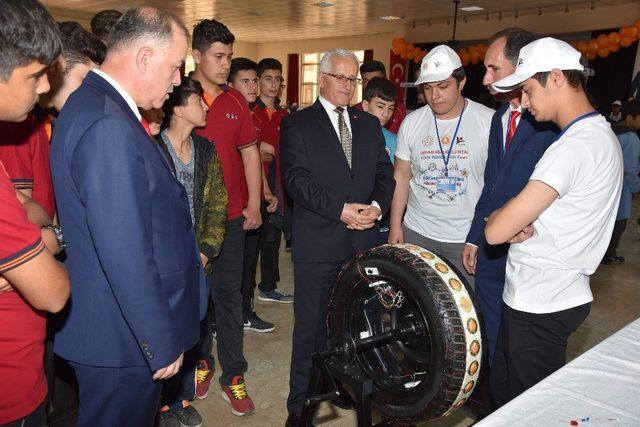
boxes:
[322,72,361,85]
[239,78,259,85]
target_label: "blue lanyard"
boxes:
[433,101,465,177]
[555,110,599,141]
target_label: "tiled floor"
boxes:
[192,201,640,426]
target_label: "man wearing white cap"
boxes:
[609,99,622,123]
[389,44,493,288]
[485,37,623,406]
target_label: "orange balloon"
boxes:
[609,32,621,44]
[597,47,610,58]
[392,38,401,49]
[468,46,478,56]
[621,36,633,47]
[622,26,638,38]
[609,43,620,53]
[459,51,470,64]
[461,57,470,67]
[479,44,488,56]
[392,46,401,55]
[597,34,609,48]
[470,50,480,64]
[587,39,599,52]
[576,40,588,54]
[586,50,597,60]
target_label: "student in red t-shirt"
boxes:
[0,1,71,425]
[190,19,261,416]
[228,57,278,334]
[353,60,407,134]
[252,58,293,304]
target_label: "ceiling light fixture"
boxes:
[460,6,484,12]
[380,15,404,21]
[311,1,335,7]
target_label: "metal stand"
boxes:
[299,321,422,427]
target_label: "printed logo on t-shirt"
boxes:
[422,136,434,147]
[226,113,239,120]
[417,133,471,201]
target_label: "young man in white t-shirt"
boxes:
[485,37,623,407]
[389,45,493,288]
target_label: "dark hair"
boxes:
[107,7,187,52]
[0,0,62,80]
[621,100,640,120]
[162,75,204,126]
[228,57,257,83]
[363,77,397,102]
[360,60,386,76]
[257,58,282,77]
[531,70,585,90]
[90,10,122,41]
[59,21,107,70]
[488,27,538,66]
[451,66,466,84]
[192,19,235,53]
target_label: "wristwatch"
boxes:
[42,223,66,255]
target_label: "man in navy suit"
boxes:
[281,48,395,425]
[50,8,200,426]
[462,28,558,363]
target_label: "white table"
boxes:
[476,318,640,426]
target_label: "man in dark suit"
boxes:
[50,8,200,427]
[281,48,395,425]
[462,28,558,364]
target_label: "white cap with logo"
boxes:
[414,45,462,85]
[492,37,584,92]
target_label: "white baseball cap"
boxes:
[414,45,462,85]
[612,100,622,106]
[492,37,584,92]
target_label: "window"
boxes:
[299,50,365,108]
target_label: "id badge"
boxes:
[436,177,457,193]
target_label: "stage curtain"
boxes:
[286,53,299,106]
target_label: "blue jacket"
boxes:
[467,104,558,254]
[611,126,640,220]
[50,72,200,371]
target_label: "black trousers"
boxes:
[241,203,283,316]
[287,259,348,416]
[490,302,591,409]
[604,219,628,258]
[1,401,46,427]
[210,217,248,386]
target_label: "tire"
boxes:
[327,243,482,423]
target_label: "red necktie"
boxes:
[505,110,521,151]
[141,117,153,138]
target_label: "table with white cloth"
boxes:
[476,318,640,426]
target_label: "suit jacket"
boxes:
[50,72,200,371]
[280,99,395,263]
[466,103,558,259]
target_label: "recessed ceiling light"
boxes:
[312,1,335,7]
[460,6,485,12]
[380,15,404,21]
[247,10,264,16]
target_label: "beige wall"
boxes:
[406,3,640,43]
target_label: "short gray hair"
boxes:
[319,48,359,74]
[107,7,187,51]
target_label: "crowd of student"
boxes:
[0,1,638,427]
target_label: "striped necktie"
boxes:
[334,106,352,168]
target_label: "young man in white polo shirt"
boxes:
[485,37,623,407]
[389,45,493,288]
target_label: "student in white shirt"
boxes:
[389,45,493,289]
[485,37,623,407]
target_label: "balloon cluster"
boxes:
[571,19,640,60]
[392,38,427,62]
[392,18,640,65]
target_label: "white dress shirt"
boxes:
[319,95,352,137]
[92,69,142,122]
